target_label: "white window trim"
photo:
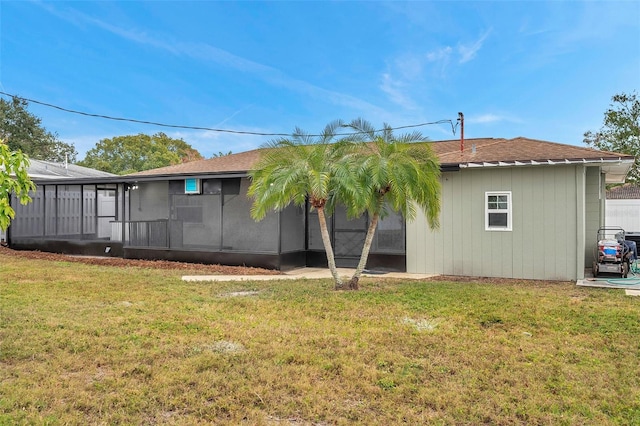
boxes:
[485,191,512,231]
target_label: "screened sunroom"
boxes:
[8,175,406,271]
[8,182,125,252]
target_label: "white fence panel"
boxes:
[605,199,640,232]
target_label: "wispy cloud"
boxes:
[466,113,523,125]
[425,46,453,77]
[518,19,552,37]
[467,114,503,124]
[426,46,452,63]
[378,53,436,109]
[379,73,417,110]
[424,27,492,77]
[558,1,638,45]
[515,2,638,69]
[457,28,492,64]
[36,2,384,115]
[213,105,254,128]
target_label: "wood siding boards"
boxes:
[575,167,586,280]
[407,165,584,280]
[584,167,602,268]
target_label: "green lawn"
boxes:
[1,254,639,425]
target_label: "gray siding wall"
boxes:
[407,165,588,280]
[584,167,603,267]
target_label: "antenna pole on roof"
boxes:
[458,112,464,152]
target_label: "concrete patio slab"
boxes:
[576,277,640,290]
[182,267,435,282]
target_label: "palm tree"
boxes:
[342,119,441,289]
[248,121,360,289]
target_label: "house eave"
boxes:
[124,171,249,183]
[458,158,634,184]
[30,171,249,186]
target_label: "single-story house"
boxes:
[6,137,634,281]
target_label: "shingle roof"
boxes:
[128,137,634,177]
[28,159,116,179]
[607,184,640,199]
[129,149,265,177]
[435,137,632,165]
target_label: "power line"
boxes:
[0,90,457,137]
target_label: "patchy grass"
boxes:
[1,254,639,425]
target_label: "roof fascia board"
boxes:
[455,157,633,184]
[440,164,461,172]
[128,171,248,182]
[458,158,634,169]
[31,171,249,186]
[31,176,134,185]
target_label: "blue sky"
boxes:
[1,1,639,159]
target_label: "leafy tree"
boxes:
[248,121,360,289]
[0,96,77,162]
[78,132,203,175]
[0,140,36,231]
[584,92,640,184]
[341,119,441,289]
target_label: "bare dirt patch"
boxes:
[0,246,280,276]
[219,291,262,297]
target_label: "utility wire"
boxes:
[0,91,457,137]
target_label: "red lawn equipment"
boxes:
[592,227,633,278]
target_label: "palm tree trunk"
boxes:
[317,207,343,289]
[348,212,379,290]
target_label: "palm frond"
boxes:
[344,117,377,142]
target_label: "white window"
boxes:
[485,191,512,231]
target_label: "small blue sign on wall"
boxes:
[185,178,201,194]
